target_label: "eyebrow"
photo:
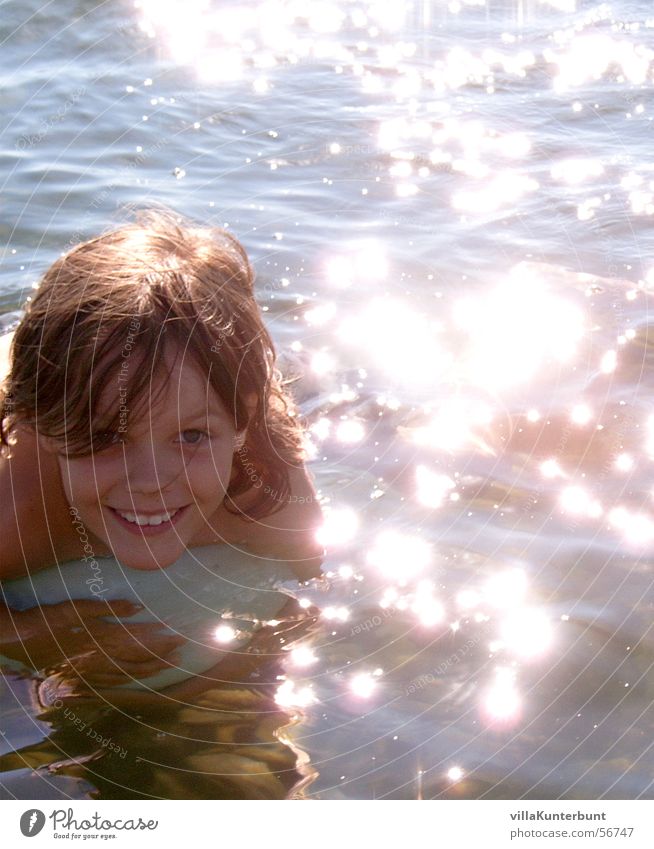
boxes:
[181,406,227,420]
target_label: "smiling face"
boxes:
[43,350,239,570]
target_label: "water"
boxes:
[1,0,654,799]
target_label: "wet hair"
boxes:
[0,209,305,519]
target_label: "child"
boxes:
[0,209,323,688]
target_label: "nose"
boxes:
[123,443,182,495]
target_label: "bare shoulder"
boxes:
[258,463,323,535]
[0,426,79,579]
[210,464,324,579]
[0,330,82,578]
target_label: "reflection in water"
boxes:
[499,607,553,657]
[0,545,322,799]
[1,593,320,799]
[454,268,586,389]
[483,667,522,724]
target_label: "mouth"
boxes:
[107,505,190,536]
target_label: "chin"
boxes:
[111,546,184,571]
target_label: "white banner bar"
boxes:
[2,799,653,848]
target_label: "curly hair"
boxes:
[0,209,305,519]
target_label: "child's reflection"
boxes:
[2,596,320,799]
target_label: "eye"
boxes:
[178,429,209,446]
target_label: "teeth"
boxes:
[115,509,179,526]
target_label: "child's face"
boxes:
[45,350,239,570]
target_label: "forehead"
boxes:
[95,347,231,424]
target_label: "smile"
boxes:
[115,508,181,526]
[107,505,189,535]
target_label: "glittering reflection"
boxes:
[275,679,317,709]
[540,458,564,479]
[456,589,482,611]
[338,299,451,386]
[454,267,585,389]
[541,0,576,12]
[429,44,536,94]
[609,506,654,547]
[614,453,633,472]
[577,196,603,221]
[367,2,407,32]
[135,0,310,79]
[321,605,350,622]
[550,158,604,185]
[646,414,654,458]
[118,0,654,800]
[310,350,336,376]
[410,581,445,627]
[453,172,539,214]
[304,2,345,34]
[304,302,337,326]
[310,417,331,441]
[409,399,493,454]
[213,624,237,643]
[367,530,432,586]
[415,465,457,508]
[560,485,602,519]
[379,586,399,610]
[324,242,389,288]
[288,645,319,667]
[629,188,654,217]
[196,49,244,83]
[499,608,553,658]
[349,671,380,699]
[545,31,654,91]
[483,668,522,724]
[335,419,366,444]
[483,568,528,610]
[316,507,359,547]
[447,765,465,782]
[135,0,414,91]
[570,403,592,425]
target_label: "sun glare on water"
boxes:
[454,267,585,389]
[124,0,654,794]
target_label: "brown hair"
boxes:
[0,209,304,518]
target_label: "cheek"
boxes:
[58,458,112,505]
[188,446,235,496]
[57,459,80,504]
